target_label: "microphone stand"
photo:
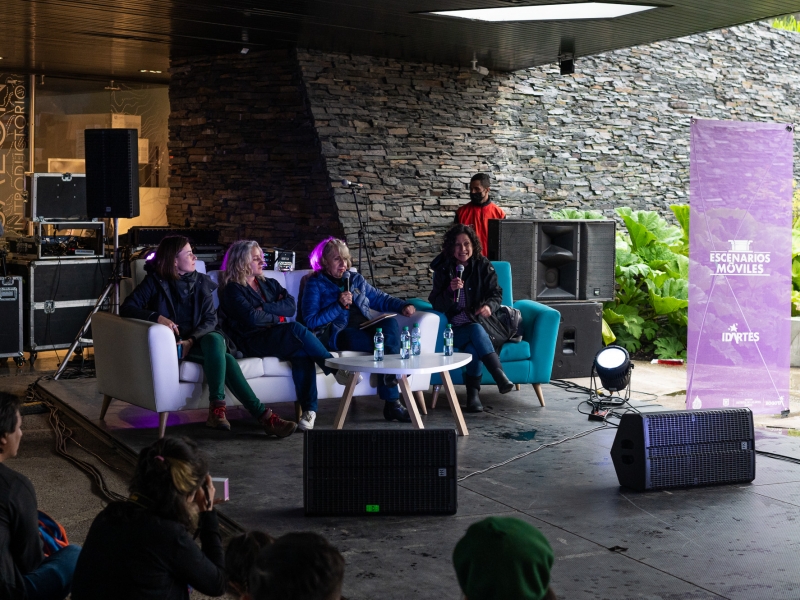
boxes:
[350,185,375,284]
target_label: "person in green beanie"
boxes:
[452,516,557,600]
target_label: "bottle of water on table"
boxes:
[411,323,421,356]
[400,326,411,359]
[374,328,384,361]
[444,324,454,357]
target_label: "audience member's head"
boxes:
[226,530,275,598]
[442,223,482,261]
[453,517,555,600]
[153,235,192,280]
[129,437,209,531]
[0,392,22,462]
[221,240,264,287]
[250,532,345,600]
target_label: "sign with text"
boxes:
[0,75,28,238]
[687,119,792,413]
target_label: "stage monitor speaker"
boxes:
[487,219,536,300]
[535,221,579,301]
[85,129,139,219]
[610,409,755,492]
[304,429,457,516]
[579,221,616,301]
[545,302,603,379]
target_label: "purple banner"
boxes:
[687,119,792,414]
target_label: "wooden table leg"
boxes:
[333,371,361,430]
[440,370,468,436]
[414,391,427,415]
[399,375,424,429]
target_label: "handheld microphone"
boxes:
[455,264,465,303]
[342,271,351,308]
[341,179,363,188]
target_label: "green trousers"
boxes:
[186,332,265,419]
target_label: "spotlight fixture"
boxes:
[588,345,634,413]
[241,47,250,55]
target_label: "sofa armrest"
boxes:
[514,300,560,383]
[93,312,183,413]
[407,299,447,352]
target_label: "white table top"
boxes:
[325,352,471,375]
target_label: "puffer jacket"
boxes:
[301,271,409,350]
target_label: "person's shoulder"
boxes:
[0,463,34,495]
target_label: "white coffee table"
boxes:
[325,353,472,436]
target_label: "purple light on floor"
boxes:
[309,236,336,271]
[145,251,156,261]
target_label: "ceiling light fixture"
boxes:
[428,2,656,22]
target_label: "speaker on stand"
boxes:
[54,129,140,380]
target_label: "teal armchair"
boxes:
[409,261,560,407]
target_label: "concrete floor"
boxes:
[6,353,800,599]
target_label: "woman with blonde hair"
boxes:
[302,237,416,423]
[219,240,355,431]
[71,437,227,599]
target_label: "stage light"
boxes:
[594,346,632,391]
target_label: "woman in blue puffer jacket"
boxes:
[302,237,416,423]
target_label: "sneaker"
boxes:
[261,411,297,438]
[298,410,317,431]
[334,369,363,386]
[383,400,412,423]
[206,403,231,431]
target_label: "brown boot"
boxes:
[207,402,231,431]
[258,408,297,438]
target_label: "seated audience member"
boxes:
[429,224,515,413]
[301,237,416,423]
[225,531,274,599]
[71,437,226,600]
[454,172,506,257]
[120,235,295,438]
[0,392,81,600]
[453,516,556,600]
[219,240,357,432]
[249,532,345,600]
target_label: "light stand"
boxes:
[53,217,122,380]
[587,345,634,419]
[349,184,375,283]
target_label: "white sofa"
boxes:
[93,267,439,437]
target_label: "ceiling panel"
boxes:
[0,0,799,82]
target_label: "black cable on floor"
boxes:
[755,450,800,465]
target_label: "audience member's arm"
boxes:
[119,276,161,322]
[171,512,226,596]
[429,269,457,316]
[188,281,218,340]
[9,476,43,575]
[261,280,296,317]
[302,277,346,330]
[222,283,281,329]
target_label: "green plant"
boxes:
[774,15,800,33]
[550,208,605,219]
[603,206,689,359]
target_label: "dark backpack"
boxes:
[478,305,523,352]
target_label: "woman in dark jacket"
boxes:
[302,237,416,423]
[119,235,296,438]
[71,437,225,600]
[429,224,515,413]
[218,240,357,432]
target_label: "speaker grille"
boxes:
[649,452,754,489]
[645,409,753,448]
[85,129,140,219]
[487,220,535,300]
[304,429,457,515]
[579,221,616,301]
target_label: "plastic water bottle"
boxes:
[374,328,384,361]
[400,326,411,359]
[411,323,421,356]
[444,324,454,357]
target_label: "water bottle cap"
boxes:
[446,324,452,328]
[403,326,409,330]
[414,323,419,327]
[376,328,382,332]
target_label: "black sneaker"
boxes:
[383,400,411,423]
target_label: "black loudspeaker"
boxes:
[579,221,616,301]
[0,276,23,358]
[85,129,139,219]
[487,220,536,300]
[546,302,603,379]
[304,429,458,516]
[25,173,87,220]
[535,222,579,301]
[610,409,755,492]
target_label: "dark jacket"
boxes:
[218,278,304,358]
[302,271,409,350]
[71,503,226,600]
[120,271,218,342]
[0,464,43,600]
[428,253,503,322]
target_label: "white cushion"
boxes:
[178,356,263,383]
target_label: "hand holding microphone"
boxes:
[453,264,465,302]
[340,271,352,309]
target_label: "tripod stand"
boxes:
[349,185,375,283]
[53,218,122,380]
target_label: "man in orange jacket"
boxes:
[454,173,506,257]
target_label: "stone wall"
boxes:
[167,48,344,256]
[298,22,800,295]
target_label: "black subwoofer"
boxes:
[546,302,603,379]
[610,409,755,491]
[304,429,458,516]
[85,128,140,219]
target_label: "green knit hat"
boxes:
[452,517,554,600]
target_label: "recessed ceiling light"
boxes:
[140,69,147,72]
[428,2,656,21]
